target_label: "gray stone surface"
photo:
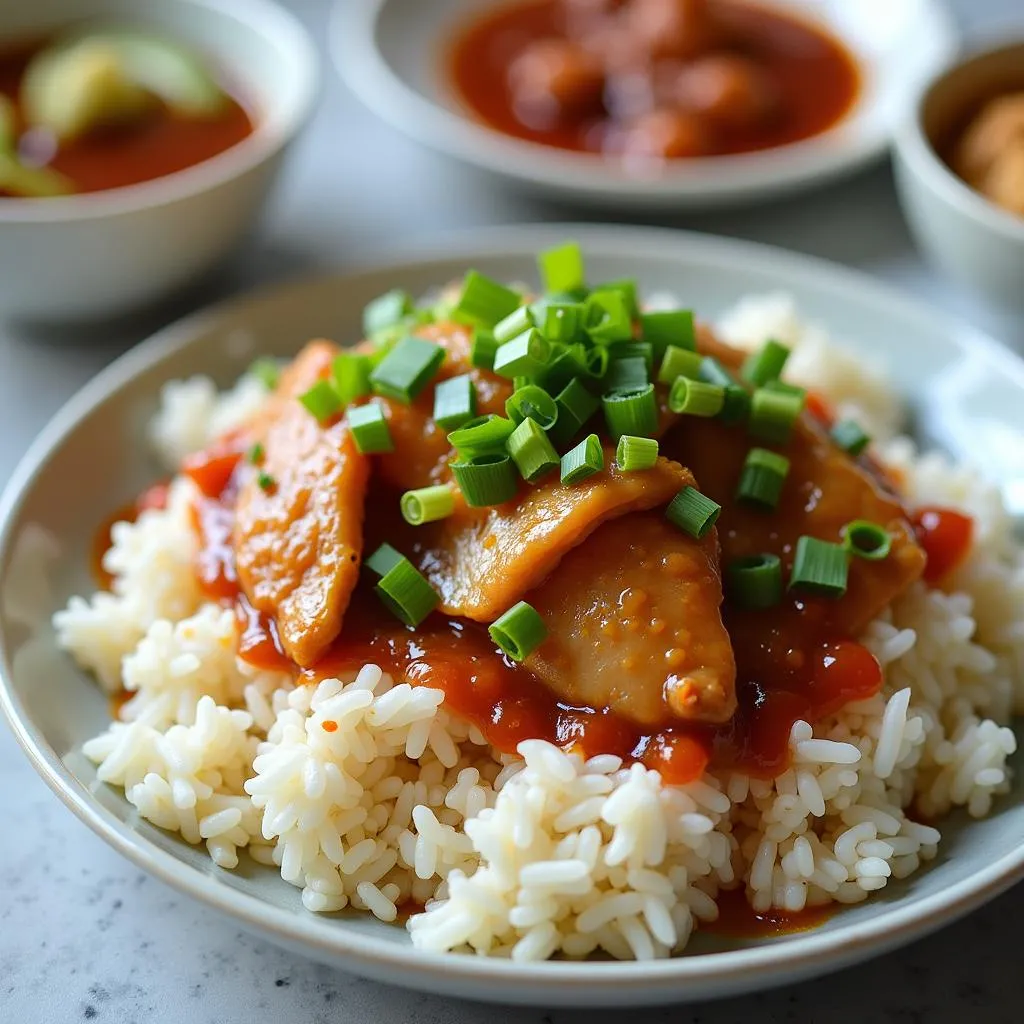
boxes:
[2,0,1023,1020]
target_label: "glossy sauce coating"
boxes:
[0,36,253,198]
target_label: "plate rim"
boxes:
[330,0,960,208]
[3,223,1024,1004]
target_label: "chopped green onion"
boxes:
[470,328,500,371]
[493,305,535,345]
[451,270,521,328]
[665,486,721,540]
[668,377,725,417]
[401,485,456,526]
[726,554,783,610]
[331,352,373,405]
[748,387,805,445]
[299,379,342,423]
[736,447,790,510]
[507,417,559,482]
[585,291,632,344]
[538,346,586,394]
[448,414,517,458]
[432,374,477,430]
[741,339,791,388]
[831,419,871,457]
[616,435,659,472]
[788,536,848,598]
[581,344,610,379]
[492,329,552,380]
[247,442,264,464]
[365,542,404,577]
[347,402,394,454]
[257,471,276,493]
[641,309,696,354]
[374,556,439,627]
[605,355,649,392]
[506,385,558,431]
[550,377,600,444]
[489,600,548,662]
[657,345,703,385]
[363,288,413,337]
[538,241,585,294]
[560,433,604,485]
[698,356,737,390]
[450,453,519,506]
[249,357,280,390]
[763,379,806,400]
[608,340,653,372]
[721,384,752,424]
[602,384,658,439]
[842,520,892,561]
[592,279,639,320]
[370,336,445,403]
[539,303,581,343]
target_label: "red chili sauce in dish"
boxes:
[446,0,859,163]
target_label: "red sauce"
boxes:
[0,35,254,198]
[914,506,974,585]
[706,887,833,938]
[447,0,859,162]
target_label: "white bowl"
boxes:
[0,0,319,323]
[893,41,1024,313]
[332,0,958,209]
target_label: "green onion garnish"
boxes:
[507,417,559,483]
[831,419,871,457]
[249,357,281,390]
[257,471,276,493]
[448,414,517,458]
[538,241,585,294]
[299,379,342,423]
[741,339,791,388]
[592,279,639,320]
[736,447,790,511]
[489,601,548,661]
[493,305,535,345]
[721,384,752,424]
[365,542,404,577]
[492,329,552,380]
[363,288,413,337]
[842,520,892,561]
[585,291,632,345]
[538,346,586,394]
[602,384,658,439]
[451,270,521,328]
[374,555,440,627]
[432,374,477,430]
[726,554,783,610]
[608,340,653,372]
[370,336,445,404]
[550,377,599,444]
[347,402,394,454]
[698,357,736,389]
[668,377,725,417]
[788,536,848,598]
[538,303,581,343]
[763,379,807,400]
[400,485,456,526]
[331,352,373,406]
[450,453,519,507]
[657,345,703,385]
[665,486,721,540]
[582,345,610,379]
[506,385,558,431]
[247,442,264,465]
[605,355,649,392]
[641,309,695,355]
[560,433,604,485]
[470,328,500,371]
[749,387,805,445]
[616,435,659,472]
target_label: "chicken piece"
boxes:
[508,39,606,127]
[526,512,736,725]
[674,54,779,132]
[233,341,370,667]
[417,455,692,621]
[952,92,1024,189]
[980,138,1024,217]
[626,0,726,61]
[622,107,712,159]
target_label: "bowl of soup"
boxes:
[0,0,318,322]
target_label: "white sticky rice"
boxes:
[55,295,1023,961]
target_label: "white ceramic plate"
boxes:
[332,0,958,208]
[2,225,1023,1008]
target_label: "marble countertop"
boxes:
[3,0,1024,1020]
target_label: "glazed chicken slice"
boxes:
[416,455,694,622]
[233,341,370,667]
[525,512,737,725]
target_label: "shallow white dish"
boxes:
[2,224,1024,1007]
[0,0,319,322]
[332,0,958,209]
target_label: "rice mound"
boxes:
[55,297,1023,961]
